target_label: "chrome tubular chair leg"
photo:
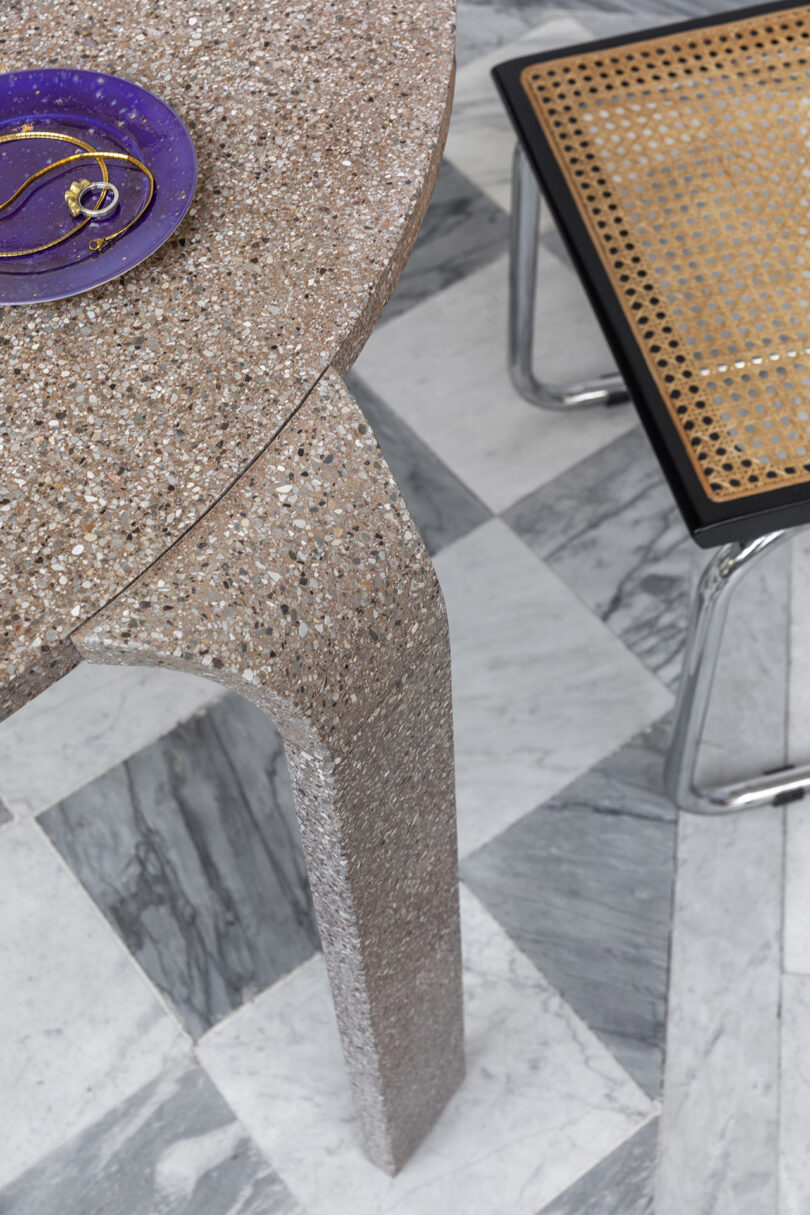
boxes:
[508,143,630,410]
[665,528,810,814]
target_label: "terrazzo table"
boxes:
[0,0,462,1174]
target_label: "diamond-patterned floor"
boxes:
[1,4,805,1213]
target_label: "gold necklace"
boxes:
[0,129,109,255]
[0,129,154,258]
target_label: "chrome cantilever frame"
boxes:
[509,143,630,409]
[665,528,810,814]
[510,143,803,814]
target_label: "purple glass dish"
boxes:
[0,68,196,305]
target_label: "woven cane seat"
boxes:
[495,2,810,545]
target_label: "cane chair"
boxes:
[495,0,810,813]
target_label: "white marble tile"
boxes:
[446,16,593,212]
[785,803,810,975]
[353,254,636,513]
[433,520,672,855]
[0,661,224,817]
[785,532,810,975]
[455,1,545,69]
[198,886,652,1215]
[789,528,810,765]
[656,808,783,1215]
[779,973,810,1215]
[0,823,188,1188]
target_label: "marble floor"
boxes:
[1,2,804,1213]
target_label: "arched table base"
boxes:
[73,368,464,1174]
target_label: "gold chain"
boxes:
[0,129,154,258]
[0,130,109,255]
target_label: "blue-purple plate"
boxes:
[0,68,196,305]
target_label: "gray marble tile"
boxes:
[656,808,783,1215]
[779,974,810,1215]
[0,795,10,826]
[0,1060,303,1215]
[539,1118,657,1215]
[381,159,509,324]
[41,694,319,1040]
[462,716,676,1098]
[504,426,692,690]
[345,371,491,556]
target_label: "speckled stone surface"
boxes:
[3,0,461,1171]
[0,0,455,715]
[74,368,464,1171]
[75,369,450,752]
[282,639,463,1174]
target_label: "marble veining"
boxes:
[540,1118,657,1215]
[505,427,692,690]
[380,159,509,326]
[463,716,676,1098]
[455,1,550,67]
[0,822,188,1189]
[198,887,653,1215]
[42,693,318,1039]
[353,252,635,515]
[433,519,672,856]
[0,1061,303,1215]
[0,662,223,818]
[656,809,784,1215]
[779,974,810,1215]
[785,805,810,976]
[446,15,595,210]
[345,371,491,557]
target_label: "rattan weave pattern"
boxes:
[522,7,810,502]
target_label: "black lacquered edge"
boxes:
[494,0,810,547]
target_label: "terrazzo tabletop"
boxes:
[0,0,455,714]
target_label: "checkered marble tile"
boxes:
[40,693,319,1039]
[0,1061,303,1215]
[462,716,676,1098]
[3,3,808,1213]
[198,889,653,1215]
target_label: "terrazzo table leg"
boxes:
[72,368,465,1174]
